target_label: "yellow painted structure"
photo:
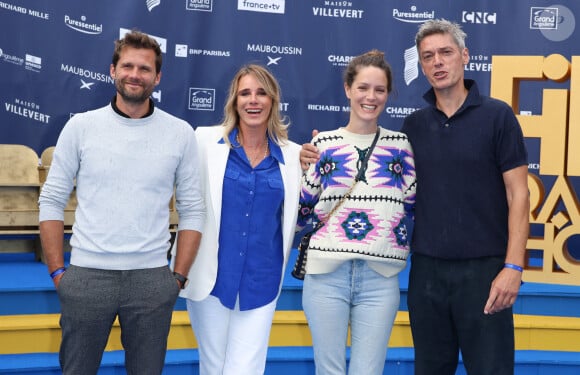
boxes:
[491,54,580,286]
[2,311,580,355]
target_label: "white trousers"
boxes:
[186,295,277,375]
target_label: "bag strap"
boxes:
[312,127,381,232]
[355,127,380,182]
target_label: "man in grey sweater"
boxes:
[39,29,205,374]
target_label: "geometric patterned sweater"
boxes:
[297,126,417,277]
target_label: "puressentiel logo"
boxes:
[64,15,103,34]
[189,88,215,111]
[392,6,435,23]
[238,0,284,14]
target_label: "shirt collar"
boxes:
[423,79,482,114]
[219,127,285,165]
[110,95,155,118]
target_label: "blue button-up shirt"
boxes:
[210,129,285,310]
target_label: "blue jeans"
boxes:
[302,260,400,375]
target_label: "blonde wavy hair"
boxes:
[221,64,289,148]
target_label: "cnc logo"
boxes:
[462,11,497,24]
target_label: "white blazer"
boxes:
[176,125,302,302]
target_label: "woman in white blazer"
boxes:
[173,64,301,375]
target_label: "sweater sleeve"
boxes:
[38,119,80,222]
[174,126,206,232]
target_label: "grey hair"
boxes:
[415,19,467,50]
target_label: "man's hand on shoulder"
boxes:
[300,129,320,171]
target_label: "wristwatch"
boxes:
[172,272,189,289]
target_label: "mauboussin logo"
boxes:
[189,88,215,111]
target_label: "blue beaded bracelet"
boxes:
[504,263,523,272]
[50,267,67,279]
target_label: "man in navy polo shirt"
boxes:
[401,19,529,374]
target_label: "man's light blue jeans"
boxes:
[302,259,400,375]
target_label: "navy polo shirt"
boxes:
[401,80,527,259]
[210,129,285,310]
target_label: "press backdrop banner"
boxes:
[1,1,580,280]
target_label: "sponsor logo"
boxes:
[151,90,162,102]
[177,45,231,58]
[464,54,492,72]
[61,64,114,84]
[403,45,419,86]
[238,0,284,14]
[146,0,161,12]
[279,102,289,111]
[25,54,41,72]
[530,7,558,29]
[392,6,435,23]
[247,44,302,55]
[462,11,497,24]
[189,48,231,57]
[327,54,356,67]
[120,28,167,53]
[247,43,301,66]
[312,1,364,19]
[531,5,575,42]
[175,44,188,57]
[80,79,94,90]
[307,104,349,112]
[267,56,281,66]
[386,106,420,119]
[187,0,213,11]
[0,47,24,66]
[0,2,49,20]
[189,88,215,111]
[4,98,50,124]
[64,15,103,35]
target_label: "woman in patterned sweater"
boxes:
[297,50,417,375]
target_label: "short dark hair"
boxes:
[112,29,162,73]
